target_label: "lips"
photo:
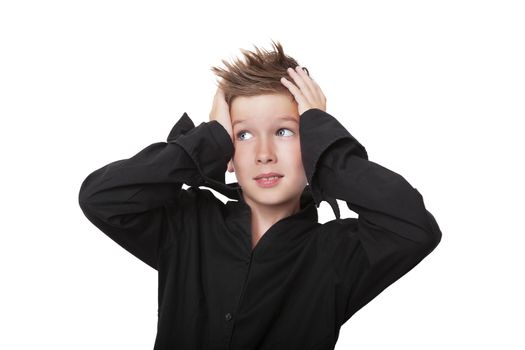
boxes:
[253,172,284,180]
[254,174,283,188]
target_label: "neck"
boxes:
[244,195,301,247]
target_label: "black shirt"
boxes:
[78,108,442,350]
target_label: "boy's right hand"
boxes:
[209,86,235,173]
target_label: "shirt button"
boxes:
[225,312,233,321]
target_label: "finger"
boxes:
[287,67,315,102]
[280,77,309,107]
[310,78,327,102]
[295,66,326,103]
[288,66,315,101]
[294,66,318,96]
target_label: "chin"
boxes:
[252,189,298,205]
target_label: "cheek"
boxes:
[283,142,304,170]
[231,147,250,174]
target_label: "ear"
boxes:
[227,158,235,173]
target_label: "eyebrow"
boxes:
[232,116,298,127]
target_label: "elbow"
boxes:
[419,209,442,255]
[78,183,87,208]
[78,188,93,217]
[421,228,442,257]
[78,174,96,212]
[78,181,89,209]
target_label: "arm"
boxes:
[300,108,442,322]
[78,112,233,270]
[282,66,442,322]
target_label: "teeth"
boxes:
[259,176,279,181]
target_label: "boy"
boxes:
[78,40,442,349]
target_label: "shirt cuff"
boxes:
[168,112,234,186]
[299,108,368,210]
[300,108,368,183]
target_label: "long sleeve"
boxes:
[78,112,234,270]
[299,108,442,322]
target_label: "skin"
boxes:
[210,65,327,248]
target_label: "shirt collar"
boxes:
[225,184,318,223]
[221,185,319,259]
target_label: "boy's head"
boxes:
[210,40,309,211]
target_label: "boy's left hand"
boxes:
[281,66,327,115]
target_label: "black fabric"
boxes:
[78,108,442,350]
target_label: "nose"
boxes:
[256,137,276,164]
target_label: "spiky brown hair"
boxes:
[210,40,309,106]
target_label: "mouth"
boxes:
[254,175,283,188]
[253,173,284,180]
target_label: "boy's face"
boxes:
[228,93,308,208]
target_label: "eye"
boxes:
[277,128,295,137]
[236,128,295,141]
[236,130,253,141]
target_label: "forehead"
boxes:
[230,93,299,127]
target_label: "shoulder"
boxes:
[174,186,225,209]
[319,218,360,238]
[315,218,361,255]
[162,186,227,243]
[162,186,226,222]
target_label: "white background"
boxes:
[1,0,523,349]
